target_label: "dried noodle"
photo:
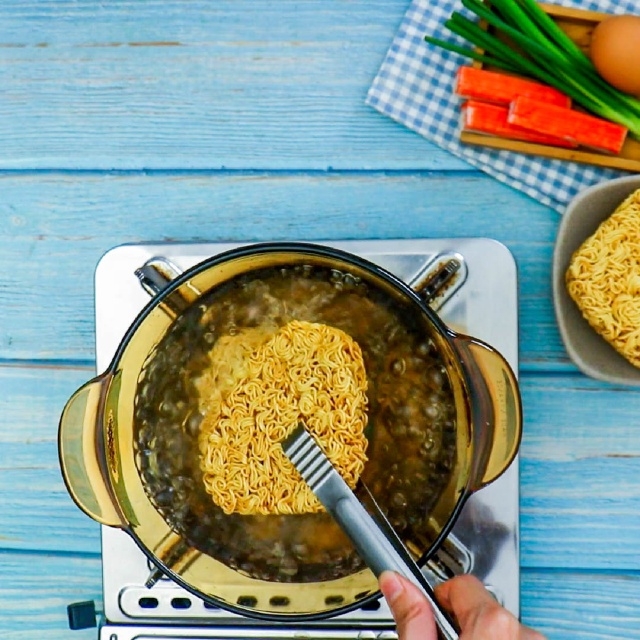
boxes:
[197,320,369,515]
[566,188,640,367]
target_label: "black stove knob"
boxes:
[67,600,97,630]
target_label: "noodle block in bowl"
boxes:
[553,175,640,386]
[566,190,640,364]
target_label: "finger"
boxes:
[379,571,437,640]
[435,574,496,627]
[436,575,547,640]
[522,625,547,640]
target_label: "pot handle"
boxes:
[450,334,522,490]
[58,375,125,527]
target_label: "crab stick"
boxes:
[461,100,577,148]
[455,66,572,108]
[508,96,628,155]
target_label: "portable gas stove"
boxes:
[85,238,519,639]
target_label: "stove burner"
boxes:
[92,238,519,639]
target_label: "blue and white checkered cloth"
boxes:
[366,0,638,213]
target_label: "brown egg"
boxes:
[590,15,640,97]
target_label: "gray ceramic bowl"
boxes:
[553,174,640,386]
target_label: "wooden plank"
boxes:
[520,375,640,569]
[521,457,640,569]
[0,365,101,553]
[0,171,567,369]
[0,551,102,640]
[460,132,640,173]
[0,0,469,171]
[0,551,638,639]
[2,364,640,572]
[522,569,640,639]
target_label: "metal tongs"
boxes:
[282,424,460,640]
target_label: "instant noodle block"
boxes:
[197,320,369,516]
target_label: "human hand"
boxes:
[379,570,437,639]
[379,571,546,640]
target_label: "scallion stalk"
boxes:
[421,35,522,73]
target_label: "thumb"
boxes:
[379,571,438,640]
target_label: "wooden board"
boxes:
[2,2,640,637]
[0,172,561,370]
[0,0,462,172]
[459,5,640,171]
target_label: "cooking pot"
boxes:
[58,242,521,621]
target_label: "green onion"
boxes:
[420,35,522,73]
[423,0,640,139]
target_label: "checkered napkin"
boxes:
[366,0,637,213]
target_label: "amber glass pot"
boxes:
[59,242,521,621]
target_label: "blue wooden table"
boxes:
[1,2,639,638]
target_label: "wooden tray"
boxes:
[459,4,640,172]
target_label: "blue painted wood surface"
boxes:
[0,2,639,638]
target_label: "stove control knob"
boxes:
[377,631,399,639]
[67,600,97,630]
[357,632,377,639]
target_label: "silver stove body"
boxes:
[94,238,520,640]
